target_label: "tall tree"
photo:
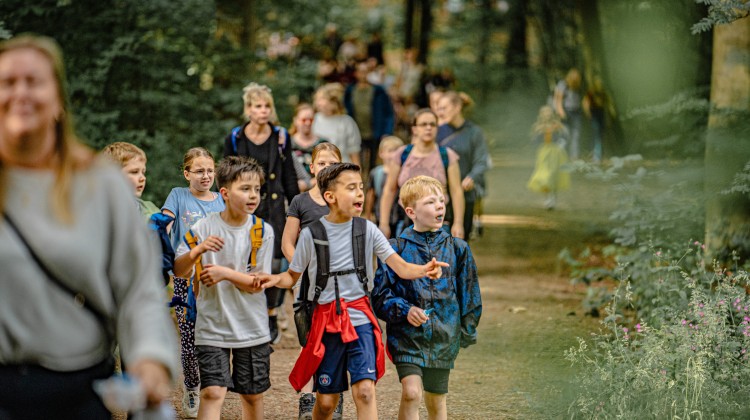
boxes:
[703,16,750,263]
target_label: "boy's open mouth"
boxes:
[354,201,363,211]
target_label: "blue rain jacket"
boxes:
[372,227,481,369]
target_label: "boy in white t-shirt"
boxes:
[173,156,273,420]
[258,162,447,419]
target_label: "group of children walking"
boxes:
[101,92,482,420]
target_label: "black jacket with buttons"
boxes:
[224,122,300,259]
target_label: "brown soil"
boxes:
[168,142,617,419]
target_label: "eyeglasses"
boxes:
[415,122,437,128]
[189,169,215,177]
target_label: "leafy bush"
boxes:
[559,157,705,323]
[566,256,750,419]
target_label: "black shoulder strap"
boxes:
[307,220,330,305]
[3,212,115,349]
[351,217,368,289]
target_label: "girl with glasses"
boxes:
[162,146,225,418]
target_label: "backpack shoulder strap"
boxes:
[400,144,414,166]
[248,215,264,269]
[183,229,203,296]
[307,220,330,303]
[273,125,288,154]
[438,146,450,183]
[351,217,368,285]
[231,126,242,155]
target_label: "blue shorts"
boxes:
[313,323,378,394]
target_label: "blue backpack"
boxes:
[148,213,175,285]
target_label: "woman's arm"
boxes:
[448,161,465,239]
[281,216,301,262]
[378,165,400,238]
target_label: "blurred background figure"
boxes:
[0,34,176,418]
[313,82,362,165]
[582,76,615,164]
[435,91,490,239]
[553,68,582,160]
[345,59,395,177]
[527,105,570,210]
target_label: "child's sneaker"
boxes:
[182,386,200,418]
[298,392,315,420]
[332,393,344,419]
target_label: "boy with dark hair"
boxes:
[259,163,447,419]
[173,156,274,420]
[372,175,482,420]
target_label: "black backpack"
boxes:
[293,217,368,346]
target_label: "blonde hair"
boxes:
[289,103,314,136]
[441,91,474,111]
[311,142,342,166]
[242,82,278,124]
[314,83,345,115]
[531,105,565,137]
[399,175,445,209]
[378,136,404,153]
[565,68,582,91]
[101,142,146,167]
[0,34,94,223]
[182,147,215,172]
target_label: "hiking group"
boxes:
[0,34,487,420]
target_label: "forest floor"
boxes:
[167,86,638,418]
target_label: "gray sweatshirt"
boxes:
[0,159,177,375]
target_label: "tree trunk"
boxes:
[476,0,493,103]
[577,0,625,151]
[405,0,415,50]
[704,16,750,265]
[505,0,528,69]
[215,0,255,52]
[417,0,432,64]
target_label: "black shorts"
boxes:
[196,343,272,395]
[395,363,451,394]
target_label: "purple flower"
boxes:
[636,324,643,333]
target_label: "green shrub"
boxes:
[567,257,750,419]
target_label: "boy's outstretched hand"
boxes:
[256,273,280,289]
[424,258,449,279]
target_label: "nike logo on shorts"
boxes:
[367,368,375,373]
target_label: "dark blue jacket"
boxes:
[372,227,481,369]
[344,83,394,141]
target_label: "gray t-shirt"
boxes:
[0,161,177,374]
[290,217,396,326]
[176,212,275,348]
[312,113,362,162]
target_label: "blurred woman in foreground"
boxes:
[0,34,176,418]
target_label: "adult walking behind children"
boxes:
[257,163,448,420]
[372,175,482,420]
[173,156,275,420]
[0,34,176,419]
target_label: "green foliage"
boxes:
[0,0,362,204]
[567,261,750,419]
[623,88,710,159]
[559,157,706,322]
[692,0,750,34]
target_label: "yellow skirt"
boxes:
[527,143,571,193]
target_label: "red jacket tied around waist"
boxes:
[289,296,385,391]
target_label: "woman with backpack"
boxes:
[435,91,490,239]
[223,82,299,344]
[378,108,465,239]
